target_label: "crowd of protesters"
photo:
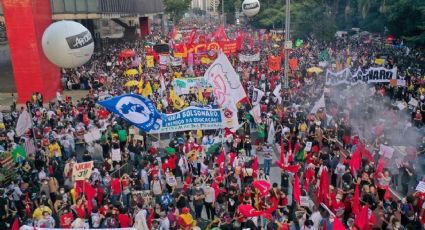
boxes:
[1,15,425,230]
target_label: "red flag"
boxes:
[288,139,294,163]
[75,180,96,213]
[384,188,391,200]
[293,174,301,204]
[188,29,197,44]
[354,204,369,229]
[214,24,228,41]
[352,183,360,215]
[275,161,300,173]
[362,147,374,163]
[253,180,271,196]
[349,147,362,175]
[318,168,330,205]
[217,150,225,176]
[333,218,346,230]
[375,154,385,179]
[11,217,20,230]
[238,198,278,218]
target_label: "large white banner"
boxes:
[204,53,247,107]
[325,67,398,86]
[239,53,260,62]
[204,53,247,129]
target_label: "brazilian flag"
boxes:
[12,145,26,162]
[257,124,266,140]
[296,148,306,162]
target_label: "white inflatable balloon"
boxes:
[42,20,94,68]
[242,0,261,17]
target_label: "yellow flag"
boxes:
[170,89,185,110]
[138,63,142,73]
[197,89,205,104]
[196,129,203,138]
[142,81,153,97]
[137,81,144,94]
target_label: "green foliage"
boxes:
[164,0,192,23]
[248,0,425,45]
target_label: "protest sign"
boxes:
[146,55,154,68]
[72,161,94,180]
[300,196,310,207]
[111,148,121,161]
[238,53,260,62]
[173,77,212,95]
[159,55,170,65]
[305,142,313,152]
[325,67,398,85]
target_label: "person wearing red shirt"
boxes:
[118,208,133,228]
[111,176,122,204]
[59,209,74,228]
[72,198,87,219]
[330,194,345,222]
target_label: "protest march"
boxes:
[2,10,425,230]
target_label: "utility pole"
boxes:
[283,0,290,89]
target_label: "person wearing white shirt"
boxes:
[204,183,216,220]
[309,207,323,230]
[178,155,189,181]
[133,205,148,230]
[159,212,170,230]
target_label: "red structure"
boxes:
[2,0,61,103]
[139,17,150,37]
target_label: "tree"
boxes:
[164,0,192,24]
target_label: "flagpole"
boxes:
[26,103,38,151]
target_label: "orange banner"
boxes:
[289,58,298,70]
[268,56,282,72]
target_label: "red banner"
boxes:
[268,55,282,71]
[220,41,238,54]
[174,40,240,58]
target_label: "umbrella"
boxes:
[124,80,139,87]
[119,49,136,58]
[124,69,138,76]
[307,67,323,74]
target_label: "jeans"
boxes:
[122,193,130,207]
[111,194,120,204]
[264,158,272,175]
[194,203,203,219]
[204,202,215,220]
[143,183,149,190]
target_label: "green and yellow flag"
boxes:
[12,145,26,162]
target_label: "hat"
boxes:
[182,207,190,213]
